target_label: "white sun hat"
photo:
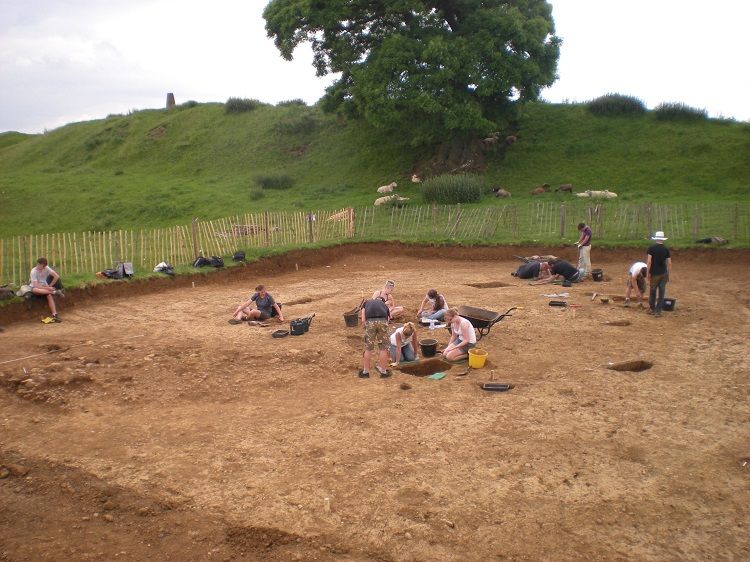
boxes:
[651,231,668,241]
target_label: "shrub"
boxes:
[180,100,199,109]
[254,173,294,190]
[225,97,263,114]
[421,174,486,204]
[277,99,306,107]
[249,189,265,201]
[654,102,707,122]
[586,94,646,117]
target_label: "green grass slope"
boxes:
[0,101,748,236]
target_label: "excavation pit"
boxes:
[398,358,454,377]
[607,360,653,372]
[466,281,513,289]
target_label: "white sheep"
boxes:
[575,189,618,199]
[377,181,398,194]
[374,194,410,206]
[411,174,421,183]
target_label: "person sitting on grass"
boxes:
[417,289,449,321]
[442,308,476,361]
[532,259,583,285]
[229,284,284,325]
[30,257,63,322]
[624,261,647,308]
[389,322,420,365]
[372,279,405,319]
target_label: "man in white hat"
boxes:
[646,231,672,317]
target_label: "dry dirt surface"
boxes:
[1,244,749,561]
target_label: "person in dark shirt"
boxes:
[646,231,672,317]
[533,259,582,284]
[359,297,391,379]
[229,284,284,324]
[512,260,551,280]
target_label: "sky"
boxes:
[1,0,748,134]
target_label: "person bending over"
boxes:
[512,260,551,280]
[442,308,477,361]
[417,289,449,321]
[230,284,284,324]
[360,296,391,378]
[533,259,583,284]
[372,279,405,319]
[30,257,63,321]
[624,261,647,308]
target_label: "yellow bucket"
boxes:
[468,348,488,369]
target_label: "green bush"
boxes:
[654,102,707,122]
[254,173,294,190]
[225,97,263,114]
[248,189,265,201]
[277,99,306,107]
[586,94,646,117]
[273,113,319,135]
[180,100,199,109]
[422,174,486,204]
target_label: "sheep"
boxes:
[505,135,518,145]
[492,187,511,198]
[575,189,618,199]
[411,174,422,183]
[377,181,397,194]
[555,183,573,193]
[531,183,550,196]
[374,194,410,206]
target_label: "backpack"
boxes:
[193,256,211,268]
[232,251,246,262]
[209,256,224,268]
[115,262,134,279]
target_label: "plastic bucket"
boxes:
[468,348,488,369]
[592,268,603,282]
[662,297,676,311]
[343,311,359,327]
[420,339,438,358]
[290,320,306,336]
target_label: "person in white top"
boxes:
[30,257,63,321]
[417,289,449,321]
[624,261,647,308]
[389,322,420,364]
[442,308,477,361]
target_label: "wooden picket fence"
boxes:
[1,202,747,285]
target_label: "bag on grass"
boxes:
[209,256,224,268]
[232,251,246,262]
[193,256,211,268]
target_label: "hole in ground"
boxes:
[466,281,513,289]
[398,358,453,377]
[607,360,653,372]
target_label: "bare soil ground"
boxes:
[1,244,749,561]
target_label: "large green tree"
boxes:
[264,0,561,146]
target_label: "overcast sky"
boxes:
[1,0,748,134]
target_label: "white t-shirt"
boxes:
[452,317,477,344]
[629,262,647,277]
[390,327,414,347]
[30,266,53,287]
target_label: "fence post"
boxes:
[734,203,739,241]
[191,218,199,258]
[511,206,518,239]
[263,212,271,246]
[559,203,566,238]
[692,205,699,237]
[431,204,437,235]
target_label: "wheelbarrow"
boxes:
[457,305,517,340]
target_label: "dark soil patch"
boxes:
[398,358,453,377]
[466,281,514,289]
[607,359,653,372]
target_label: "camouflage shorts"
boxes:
[364,320,389,351]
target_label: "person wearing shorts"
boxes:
[230,284,284,324]
[30,257,63,321]
[373,279,405,319]
[360,296,391,378]
[442,308,477,361]
[624,261,647,307]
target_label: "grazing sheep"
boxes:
[377,181,398,194]
[505,135,518,145]
[575,189,618,199]
[555,183,573,193]
[411,174,422,183]
[492,187,511,198]
[531,183,550,196]
[374,194,410,206]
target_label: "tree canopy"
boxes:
[264,0,561,146]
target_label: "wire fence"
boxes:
[1,202,747,285]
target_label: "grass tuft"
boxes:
[586,94,646,117]
[422,174,486,204]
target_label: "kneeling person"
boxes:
[390,322,419,364]
[443,308,477,361]
[624,261,647,307]
[534,259,583,284]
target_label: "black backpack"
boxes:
[209,256,224,268]
[193,256,211,268]
[232,251,246,262]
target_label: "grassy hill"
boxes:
[0,101,748,236]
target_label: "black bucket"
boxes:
[343,311,359,328]
[420,339,438,357]
[290,320,306,336]
[592,268,603,282]
[662,298,676,311]
[293,314,314,332]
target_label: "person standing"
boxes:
[624,261,648,308]
[359,296,392,378]
[646,231,672,317]
[576,222,593,279]
[30,257,62,322]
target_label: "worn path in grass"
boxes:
[1,245,749,561]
